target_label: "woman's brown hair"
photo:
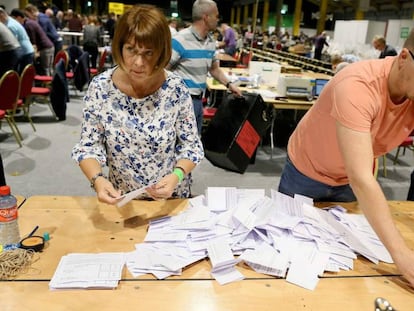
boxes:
[111,5,172,73]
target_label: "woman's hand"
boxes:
[146,174,179,200]
[94,177,122,205]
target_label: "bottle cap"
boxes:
[43,232,50,241]
[0,185,10,196]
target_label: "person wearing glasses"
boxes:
[278,29,414,287]
[72,5,203,204]
[167,0,241,135]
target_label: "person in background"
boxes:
[82,15,101,69]
[330,52,360,73]
[168,17,178,36]
[278,29,414,288]
[10,8,54,76]
[372,35,397,59]
[72,4,204,205]
[66,9,83,45]
[24,4,62,56]
[67,9,82,32]
[0,21,21,76]
[105,12,116,41]
[45,8,62,31]
[217,22,237,56]
[0,7,34,73]
[167,0,241,135]
[313,31,329,60]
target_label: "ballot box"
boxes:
[202,93,273,173]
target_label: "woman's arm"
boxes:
[79,158,121,204]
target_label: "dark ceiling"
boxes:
[305,0,413,12]
[227,0,414,15]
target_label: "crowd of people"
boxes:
[0,3,117,77]
[1,0,414,289]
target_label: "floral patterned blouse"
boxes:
[72,67,204,198]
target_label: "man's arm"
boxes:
[336,121,414,287]
[209,60,242,96]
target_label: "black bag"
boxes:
[202,93,274,173]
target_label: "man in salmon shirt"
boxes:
[278,30,414,287]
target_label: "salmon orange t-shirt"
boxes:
[288,57,414,186]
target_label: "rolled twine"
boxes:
[0,248,38,279]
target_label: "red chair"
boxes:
[202,107,217,130]
[0,70,23,147]
[18,64,37,132]
[34,50,70,84]
[29,62,55,119]
[236,50,252,68]
[89,48,108,77]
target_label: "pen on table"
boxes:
[26,225,39,238]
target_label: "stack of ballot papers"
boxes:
[49,253,125,290]
[125,187,392,290]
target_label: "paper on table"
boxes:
[49,252,125,290]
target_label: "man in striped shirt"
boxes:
[168,0,241,135]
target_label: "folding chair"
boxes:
[18,64,37,132]
[0,70,23,147]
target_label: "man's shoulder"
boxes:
[174,27,192,40]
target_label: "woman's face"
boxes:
[122,40,156,81]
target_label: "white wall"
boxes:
[1,0,19,11]
[333,20,385,44]
[386,20,413,52]
[367,21,387,44]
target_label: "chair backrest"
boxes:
[0,70,20,111]
[98,49,108,72]
[19,64,36,99]
[54,50,70,71]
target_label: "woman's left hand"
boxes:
[146,174,179,200]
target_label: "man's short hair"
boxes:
[10,8,25,18]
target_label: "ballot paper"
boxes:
[116,182,156,207]
[49,253,125,290]
[124,187,392,290]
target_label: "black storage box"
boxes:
[202,93,274,173]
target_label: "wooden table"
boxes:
[2,196,414,310]
[216,53,237,68]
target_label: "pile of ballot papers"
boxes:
[125,187,392,290]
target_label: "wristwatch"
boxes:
[90,172,106,189]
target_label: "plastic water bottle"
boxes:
[0,185,20,247]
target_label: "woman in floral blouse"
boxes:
[72,5,204,204]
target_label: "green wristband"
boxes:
[173,168,184,183]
